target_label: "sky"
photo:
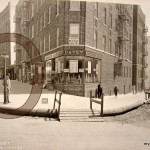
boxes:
[0,0,150,64]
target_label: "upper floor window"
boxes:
[31,24,34,38]
[49,33,51,50]
[56,0,59,16]
[43,11,46,27]
[31,3,34,18]
[48,6,51,23]
[94,31,98,48]
[103,35,106,51]
[94,2,98,18]
[103,8,106,25]
[69,24,79,45]
[57,27,59,46]
[109,13,112,29]
[70,1,80,11]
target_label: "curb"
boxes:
[103,100,144,116]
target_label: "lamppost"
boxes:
[0,50,9,104]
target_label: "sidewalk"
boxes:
[0,80,147,117]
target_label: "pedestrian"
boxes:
[95,88,98,98]
[3,73,11,103]
[97,82,103,98]
[114,86,119,98]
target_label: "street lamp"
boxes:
[0,50,9,104]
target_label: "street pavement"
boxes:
[0,80,150,150]
[0,80,147,121]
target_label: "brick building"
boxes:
[14,0,147,96]
[145,36,150,90]
[132,5,148,92]
[0,3,11,78]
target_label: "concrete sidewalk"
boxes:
[0,80,148,117]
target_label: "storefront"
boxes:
[44,46,102,96]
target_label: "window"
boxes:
[43,11,46,27]
[57,27,59,46]
[103,36,106,51]
[40,40,42,54]
[109,39,112,53]
[64,57,84,84]
[36,0,38,10]
[94,2,98,18]
[94,17,98,27]
[115,42,118,56]
[49,33,51,50]
[94,31,98,48]
[48,6,51,23]
[36,20,38,34]
[109,13,112,29]
[31,24,34,38]
[31,3,34,18]
[84,58,100,83]
[40,15,43,30]
[44,37,46,52]
[103,8,106,25]
[69,24,79,45]
[115,19,118,31]
[70,1,80,11]
[56,0,59,16]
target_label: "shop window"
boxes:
[64,58,83,84]
[70,1,80,11]
[46,60,52,81]
[85,58,100,83]
[54,57,64,83]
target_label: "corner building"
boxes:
[15,0,134,96]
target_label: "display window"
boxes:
[45,60,52,82]
[85,57,100,83]
[54,57,64,83]
[64,56,84,84]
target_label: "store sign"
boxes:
[86,51,102,59]
[79,69,84,72]
[45,51,63,60]
[88,61,91,74]
[64,50,84,56]
[69,37,79,45]
[64,69,69,72]
[69,60,78,73]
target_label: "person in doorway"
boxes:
[3,73,11,103]
[97,82,103,98]
[114,86,119,98]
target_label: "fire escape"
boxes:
[114,4,130,78]
[142,26,148,90]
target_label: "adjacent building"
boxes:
[132,5,148,92]
[14,0,148,96]
[0,2,16,79]
[145,36,150,90]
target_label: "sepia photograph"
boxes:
[0,0,150,149]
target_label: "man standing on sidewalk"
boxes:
[3,73,11,103]
[97,82,103,98]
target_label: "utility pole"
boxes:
[0,51,9,104]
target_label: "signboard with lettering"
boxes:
[79,69,84,73]
[64,69,69,72]
[64,50,84,56]
[69,60,78,73]
[69,37,79,45]
[86,51,102,59]
[45,51,63,60]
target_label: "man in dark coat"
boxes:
[97,82,103,98]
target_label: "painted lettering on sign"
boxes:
[64,50,84,55]
[86,51,102,59]
[45,51,63,60]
